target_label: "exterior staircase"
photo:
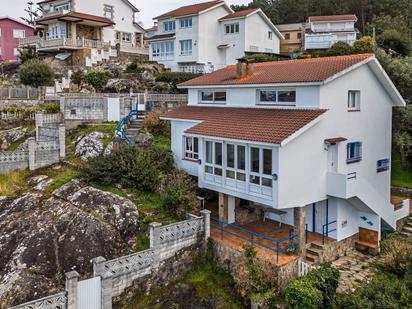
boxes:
[305,242,325,265]
[124,118,143,144]
[400,216,412,238]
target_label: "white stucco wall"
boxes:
[245,13,280,54]
[219,18,246,65]
[187,86,320,108]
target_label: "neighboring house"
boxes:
[305,14,357,50]
[161,54,409,258]
[275,23,306,55]
[147,0,282,73]
[145,24,158,38]
[0,17,33,61]
[19,0,147,66]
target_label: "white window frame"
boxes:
[179,39,192,56]
[48,22,66,40]
[121,32,132,42]
[224,23,239,34]
[13,29,25,39]
[151,41,174,59]
[163,21,176,32]
[346,142,362,164]
[0,28,2,37]
[268,31,273,40]
[348,90,360,111]
[205,140,223,177]
[179,18,192,29]
[257,89,296,105]
[249,147,273,188]
[54,3,70,12]
[200,90,226,104]
[225,143,246,182]
[183,136,199,160]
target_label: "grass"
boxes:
[391,153,412,189]
[153,132,171,151]
[0,169,31,196]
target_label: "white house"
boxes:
[161,54,409,260]
[19,0,147,65]
[147,0,282,73]
[305,14,357,50]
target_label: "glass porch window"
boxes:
[205,141,222,175]
[250,147,273,187]
[226,144,246,181]
[184,136,198,159]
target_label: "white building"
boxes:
[161,54,409,260]
[148,0,282,73]
[305,14,357,50]
[19,0,147,66]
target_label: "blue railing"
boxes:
[115,109,138,145]
[322,220,337,244]
[211,216,297,264]
[305,223,308,243]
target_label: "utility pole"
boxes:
[372,27,377,52]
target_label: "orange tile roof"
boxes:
[163,106,327,144]
[179,54,373,87]
[219,8,259,20]
[154,1,224,20]
[308,14,357,22]
[36,11,115,25]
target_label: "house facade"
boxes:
[0,17,34,61]
[275,23,305,55]
[305,15,357,50]
[148,1,282,73]
[162,54,409,259]
[19,0,147,66]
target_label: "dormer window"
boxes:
[258,89,296,105]
[200,91,226,103]
[163,21,176,32]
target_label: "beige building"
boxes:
[275,23,306,55]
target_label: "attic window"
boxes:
[225,23,239,34]
[104,4,114,20]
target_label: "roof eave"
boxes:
[178,81,324,89]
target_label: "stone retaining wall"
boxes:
[317,233,359,264]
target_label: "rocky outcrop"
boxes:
[0,127,27,150]
[0,180,139,308]
[74,131,107,161]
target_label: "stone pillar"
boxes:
[35,112,44,140]
[65,271,80,309]
[101,275,113,309]
[71,23,77,39]
[58,124,66,159]
[92,256,107,277]
[59,97,65,118]
[200,209,211,240]
[28,137,36,171]
[294,207,306,256]
[218,192,228,221]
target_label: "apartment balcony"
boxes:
[20,37,110,51]
[114,41,149,55]
[326,172,357,199]
[178,64,226,74]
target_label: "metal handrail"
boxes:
[322,220,337,244]
[115,109,138,145]
[211,216,297,264]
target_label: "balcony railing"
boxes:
[326,172,357,199]
[19,37,110,50]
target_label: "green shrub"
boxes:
[80,145,173,192]
[243,53,277,63]
[377,237,412,275]
[19,59,54,87]
[125,62,144,74]
[326,41,354,56]
[83,70,112,92]
[71,69,84,88]
[160,170,198,218]
[18,47,38,64]
[285,264,339,309]
[353,36,374,54]
[285,278,323,309]
[143,110,170,136]
[43,102,60,113]
[155,72,202,90]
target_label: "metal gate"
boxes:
[78,277,101,309]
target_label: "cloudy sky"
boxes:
[2,0,251,27]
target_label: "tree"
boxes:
[327,41,354,56]
[83,70,112,92]
[71,69,84,88]
[353,36,373,54]
[20,1,40,26]
[18,47,38,64]
[377,29,412,56]
[19,59,54,87]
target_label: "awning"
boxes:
[324,137,347,144]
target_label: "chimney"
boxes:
[236,59,254,78]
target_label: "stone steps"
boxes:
[305,242,325,265]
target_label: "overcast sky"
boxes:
[2,0,251,28]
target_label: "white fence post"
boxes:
[65,271,80,309]
[28,137,36,171]
[200,209,211,240]
[59,124,66,159]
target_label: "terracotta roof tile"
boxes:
[36,11,115,25]
[308,15,357,22]
[163,106,327,144]
[154,1,224,20]
[219,8,259,20]
[179,54,373,87]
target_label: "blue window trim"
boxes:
[377,159,390,173]
[346,142,362,164]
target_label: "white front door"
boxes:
[314,200,327,234]
[327,144,338,172]
[107,97,120,121]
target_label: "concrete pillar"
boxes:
[149,222,162,266]
[92,256,107,277]
[101,275,113,309]
[59,97,65,118]
[35,112,44,140]
[65,271,80,309]
[70,23,77,40]
[218,192,228,221]
[58,124,66,159]
[200,209,211,240]
[294,207,306,256]
[28,137,36,171]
